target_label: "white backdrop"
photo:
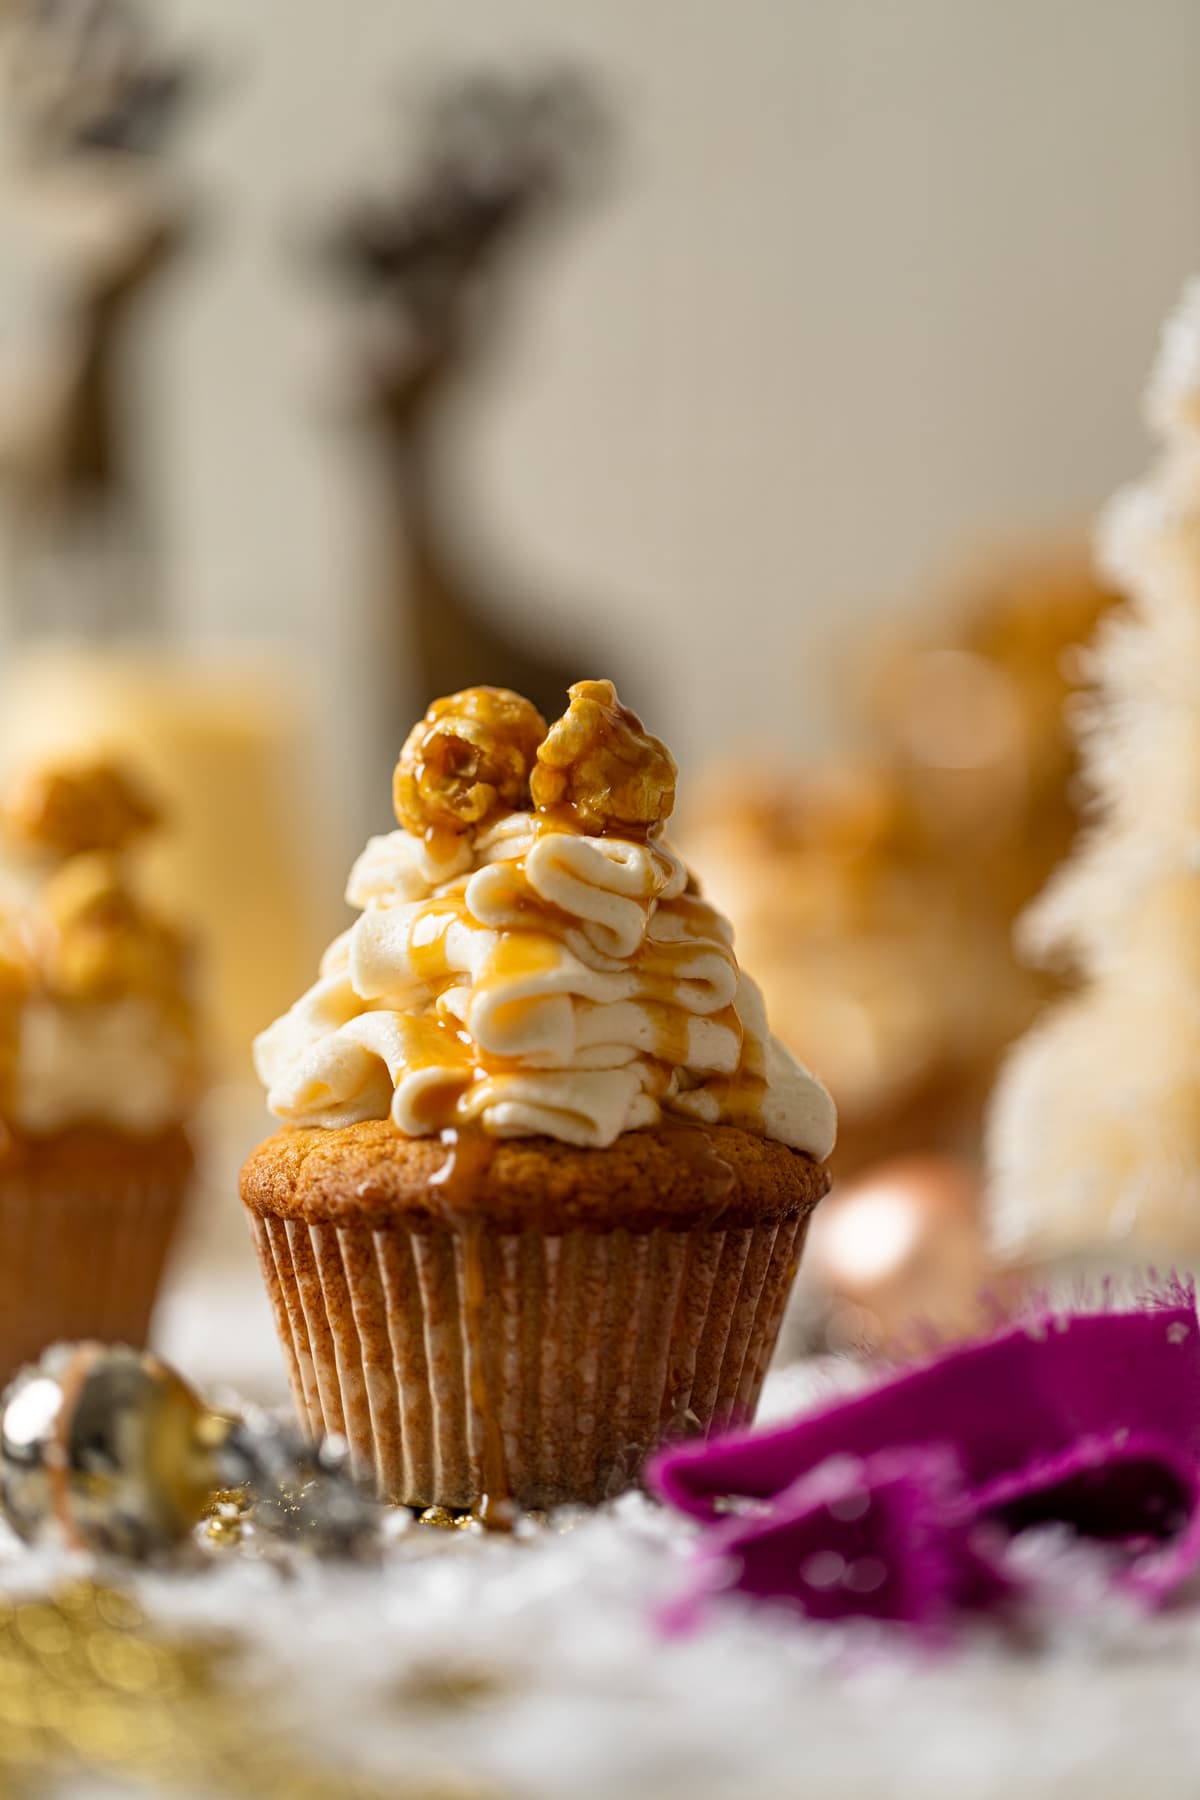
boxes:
[150,0,1200,864]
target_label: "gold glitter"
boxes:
[418,1506,458,1530]
[204,1514,244,1548]
[208,1487,252,1512]
[202,1486,253,1551]
[0,1580,499,1798]
[93,1588,143,1630]
[14,1605,71,1656]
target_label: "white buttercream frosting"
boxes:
[13,995,196,1136]
[255,814,836,1157]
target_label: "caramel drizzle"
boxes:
[699,1030,768,1126]
[655,1121,736,1209]
[375,831,768,1136]
[429,1127,513,1529]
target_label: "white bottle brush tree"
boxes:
[988,279,1200,1262]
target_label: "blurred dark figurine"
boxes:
[0,0,194,636]
[4,0,190,156]
[330,70,622,728]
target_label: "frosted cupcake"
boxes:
[0,758,202,1377]
[243,683,835,1510]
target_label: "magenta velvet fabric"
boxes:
[650,1290,1200,1629]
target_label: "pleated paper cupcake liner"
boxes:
[0,1171,190,1383]
[249,1212,808,1509]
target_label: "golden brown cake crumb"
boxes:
[240,1118,829,1235]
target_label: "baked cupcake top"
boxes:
[255,682,836,1157]
[0,758,201,1137]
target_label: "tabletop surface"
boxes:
[2,1097,1196,1800]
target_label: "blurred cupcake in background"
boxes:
[0,756,202,1377]
[683,549,1116,1183]
[680,552,1117,1358]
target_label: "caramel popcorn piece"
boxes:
[394,688,547,841]
[40,853,187,1006]
[43,853,138,937]
[531,679,677,835]
[3,758,161,858]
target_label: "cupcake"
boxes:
[243,682,835,1510]
[0,758,202,1378]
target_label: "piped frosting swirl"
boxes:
[255,682,836,1158]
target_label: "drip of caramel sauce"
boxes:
[422,822,468,866]
[640,1001,693,1071]
[655,1121,736,1208]
[529,799,661,844]
[401,1014,470,1064]
[481,929,561,984]
[700,1032,768,1130]
[430,1127,513,1529]
[406,892,469,988]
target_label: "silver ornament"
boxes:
[1,1341,380,1559]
